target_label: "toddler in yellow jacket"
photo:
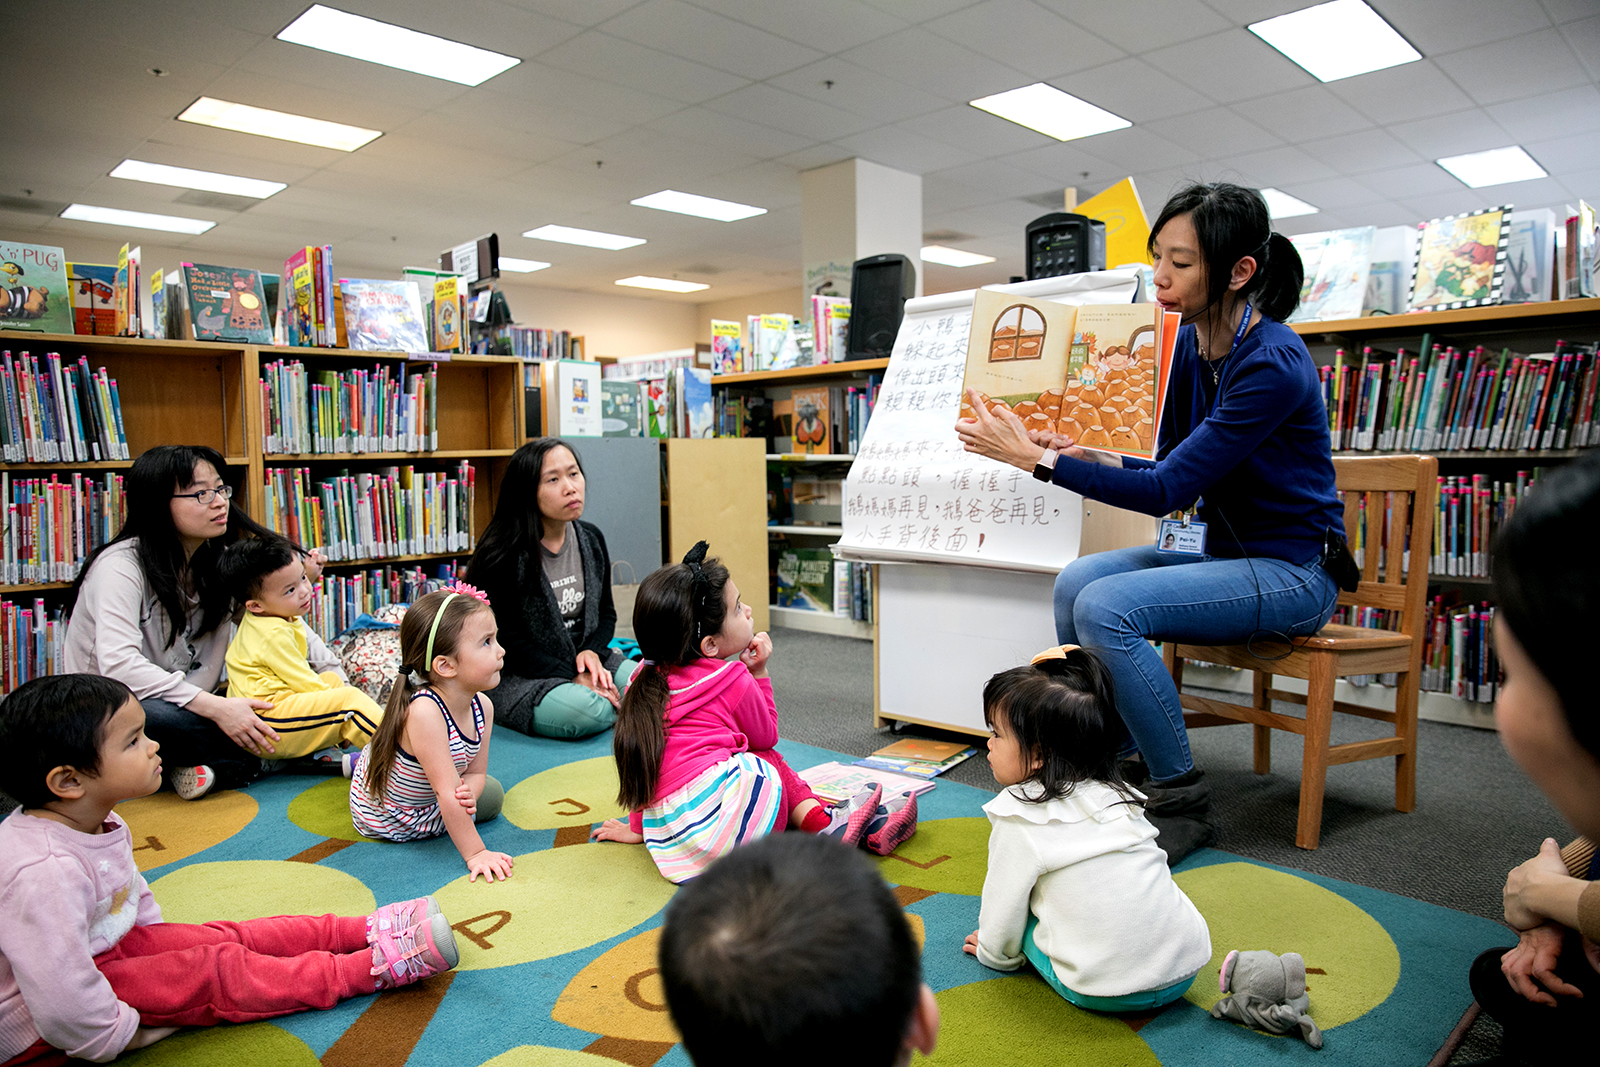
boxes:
[219,538,383,773]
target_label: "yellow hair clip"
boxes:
[1030,643,1081,665]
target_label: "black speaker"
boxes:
[846,253,916,360]
[1025,213,1106,279]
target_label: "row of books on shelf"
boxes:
[1,598,62,695]
[773,546,873,621]
[497,326,580,361]
[1,351,129,462]
[1429,471,1541,579]
[717,379,881,455]
[3,472,126,586]
[1321,598,1498,703]
[262,360,439,455]
[262,462,475,564]
[1324,339,1600,454]
[537,360,717,439]
[305,563,459,645]
[707,295,856,375]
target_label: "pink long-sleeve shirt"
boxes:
[0,810,163,1063]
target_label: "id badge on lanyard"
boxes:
[1158,512,1206,555]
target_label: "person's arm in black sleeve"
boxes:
[585,528,617,656]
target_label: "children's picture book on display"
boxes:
[1564,201,1598,300]
[180,263,273,344]
[1287,226,1375,323]
[554,360,602,436]
[798,761,936,805]
[1502,209,1557,304]
[790,386,831,454]
[601,379,643,436]
[0,241,71,334]
[433,277,459,352]
[1362,225,1417,315]
[340,279,427,353]
[67,262,116,335]
[710,319,743,374]
[679,366,713,437]
[1407,205,1511,312]
[775,547,835,611]
[959,291,1179,460]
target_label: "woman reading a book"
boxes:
[463,438,639,739]
[956,182,1345,864]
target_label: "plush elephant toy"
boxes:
[1209,949,1323,1049]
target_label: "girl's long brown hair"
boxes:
[364,589,493,799]
[615,543,729,811]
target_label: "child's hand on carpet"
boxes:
[467,849,515,882]
[592,818,644,844]
[963,931,979,956]
[455,782,477,816]
[1500,923,1581,1006]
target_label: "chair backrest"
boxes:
[1332,454,1439,638]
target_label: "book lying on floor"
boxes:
[855,750,977,779]
[799,761,937,805]
[855,738,978,779]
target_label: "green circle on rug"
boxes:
[116,790,259,872]
[432,842,673,970]
[1175,862,1400,1029]
[554,927,681,1043]
[503,756,627,830]
[287,777,384,843]
[150,861,376,925]
[116,1023,317,1066]
[482,1049,631,1067]
[869,817,990,896]
[925,976,1159,1065]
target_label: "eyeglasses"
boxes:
[171,485,234,505]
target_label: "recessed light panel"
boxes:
[968,83,1130,142]
[523,225,646,250]
[615,276,709,293]
[110,159,286,199]
[61,204,216,234]
[1261,187,1319,219]
[1249,0,1421,83]
[498,257,551,273]
[920,245,996,267]
[178,97,381,152]
[630,190,767,222]
[277,4,519,87]
[1436,146,1548,188]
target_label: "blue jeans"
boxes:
[140,698,261,790]
[1054,545,1339,782]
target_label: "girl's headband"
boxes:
[422,582,490,672]
[1030,643,1081,665]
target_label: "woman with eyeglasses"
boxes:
[62,445,325,799]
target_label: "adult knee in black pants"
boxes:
[141,698,260,791]
[1468,940,1599,1058]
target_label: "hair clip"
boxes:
[447,580,490,605]
[1030,644,1082,665]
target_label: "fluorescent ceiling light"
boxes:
[1260,188,1319,218]
[615,276,709,293]
[1249,0,1420,83]
[178,97,381,152]
[498,257,551,273]
[1437,145,1548,188]
[630,189,766,222]
[110,159,286,199]
[968,82,1130,142]
[523,224,646,250]
[921,245,996,267]
[61,204,216,234]
[277,4,519,86]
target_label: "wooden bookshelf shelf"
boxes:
[320,551,471,568]
[767,453,857,462]
[715,358,890,385]
[263,449,516,462]
[1333,448,1589,460]
[768,524,843,536]
[1292,297,1600,338]
[255,346,522,365]
[2,330,248,358]
[1,581,72,593]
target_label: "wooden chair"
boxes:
[1162,455,1439,849]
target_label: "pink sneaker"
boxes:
[368,896,442,945]
[864,790,919,856]
[370,912,459,989]
[821,783,883,846]
[171,765,216,801]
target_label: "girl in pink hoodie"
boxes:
[592,543,907,882]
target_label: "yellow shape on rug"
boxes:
[870,818,990,896]
[481,1049,629,1067]
[149,861,375,925]
[503,757,627,830]
[554,928,681,1044]
[116,791,258,872]
[115,1022,318,1066]
[923,975,1159,1065]
[287,778,384,843]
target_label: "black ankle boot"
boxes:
[1142,768,1216,866]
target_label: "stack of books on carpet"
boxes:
[798,761,938,805]
[854,739,978,780]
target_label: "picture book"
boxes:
[1287,226,1374,323]
[1408,205,1511,311]
[114,244,131,336]
[710,319,743,374]
[1076,177,1152,268]
[601,379,643,436]
[122,245,144,338]
[67,263,116,335]
[134,248,155,339]
[1363,225,1416,316]
[646,379,670,437]
[679,366,713,437]
[149,269,166,339]
[284,248,317,346]
[790,386,831,454]
[872,738,974,763]
[181,263,272,344]
[854,749,977,779]
[775,547,835,611]
[433,277,460,352]
[553,359,601,436]
[0,241,71,334]
[960,292,1178,460]
[339,279,427,353]
[1502,209,1557,305]
[1564,200,1598,300]
[797,761,936,806]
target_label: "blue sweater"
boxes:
[1049,316,1343,564]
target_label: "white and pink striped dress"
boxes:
[349,689,483,842]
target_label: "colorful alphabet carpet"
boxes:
[111,727,1508,1067]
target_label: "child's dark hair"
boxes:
[1150,182,1305,324]
[659,833,922,1067]
[614,541,729,812]
[216,535,301,604]
[364,589,494,799]
[0,674,135,808]
[983,647,1132,804]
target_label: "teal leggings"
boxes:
[1022,915,1195,1012]
[530,659,640,739]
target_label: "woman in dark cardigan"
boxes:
[465,438,639,739]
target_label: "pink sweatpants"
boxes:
[92,914,375,1026]
[750,748,821,823]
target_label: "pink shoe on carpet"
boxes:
[370,911,458,989]
[821,783,883,846]
[864,790,919,856]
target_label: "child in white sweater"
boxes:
[963,645,1212,1012]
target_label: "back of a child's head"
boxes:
[984,646,1128,802]
[216,535,299,604]
[659,833,922,1067]
[0,674,133,808]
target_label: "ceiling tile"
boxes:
[899,104,1057,154]
[1327,60,1476,123]
[859,0,983,20]
[1399,190,1515,222]
[1233,86,1372,142]
[197,65,432,132]
[1049,57,1213,123]
[387,113,580,165]
[1275,177,1392,211]
[837,27,1032,101]
[832,126,984,174]
[1196,0,1307,22]
[1145,107,1281,157]
[1378,0,1550,55]
[704,83,878,141]
[481,61,687,124]
[499,0,642,26]
[925,0,1124,80]
[1561,14,1600,80]
[1206,145,1338,186]
[535,31,749,103]
[1556,168,1600,201]
[774,144,857,171]
[996,139,1117,184]
[1487,85,1600,144]
[684,0,907,51]
[227,39,476,111]
[598,0,824,79]
[341,0,587,58]
[1299,128,1422,173]
[1038,0,1231,53]
[1387,109,1516,161]
[1524,130,1600,175]
[691,161,805,208]
[1074,127,1201,173]
[1143,29,1315,104]
[1445,176,1579,209]
[922,174,1015,213]
[1321,199,1419,228]
[767,59,949,123]
[647,107,815,158]
[930,159,1075,200]
[1432,28,1592,106]
[1358,161,1465,198]
[434,91,630,145]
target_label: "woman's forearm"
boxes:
[1523,874,1590,931]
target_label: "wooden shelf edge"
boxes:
[715,358,890,385]
[1,581,72,593]
[769,604,872,639]
[768,525,843,536]
[262,449,513,462]
[317,550,472,568]
[767,453,857,461]
[1292,297,1600,337]
[1333,448,1592,459]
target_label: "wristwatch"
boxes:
[1032,448,1059,483]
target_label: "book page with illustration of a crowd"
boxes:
[959,288,1180,460]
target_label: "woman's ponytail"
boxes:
[1253,231,1305,322]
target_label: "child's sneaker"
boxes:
[370,912,458,989]
[342,750,362,779]
[171,765,216,801]
[820,783,882,846]
[864,790,919,856]
[368,896,443,944]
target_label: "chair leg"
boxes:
[1296,654,1336,850]
[1252,670,1272,775]
[1394,670,1418,814]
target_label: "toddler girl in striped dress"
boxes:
[350,585,515,883]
